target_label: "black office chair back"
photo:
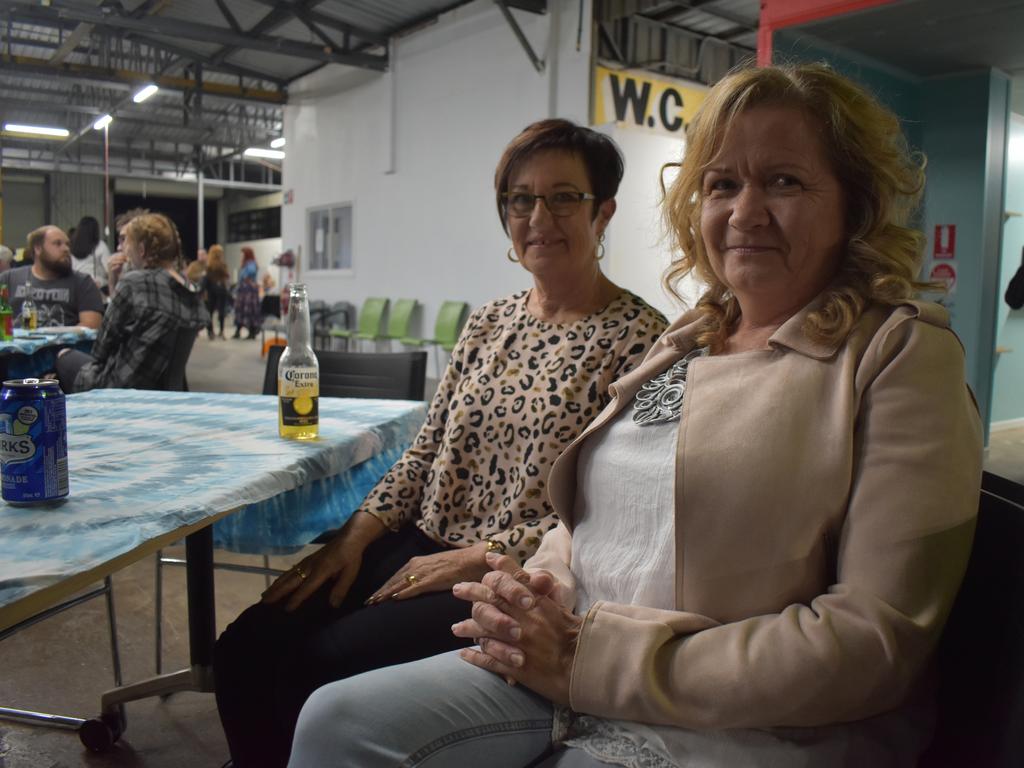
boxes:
[156,326,199,391]
[262,346,426,401]
[919,471,1024,767]
[260,294,281,319]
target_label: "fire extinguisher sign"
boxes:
[934,224,956,259]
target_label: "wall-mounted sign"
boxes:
[593,65,707,136]
[933,224,956,259]
[283,189,294,205]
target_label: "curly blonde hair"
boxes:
[124,213,182,270]
[663,62,929,351]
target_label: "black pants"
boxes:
[54,348,94,394]
[206,286,228,337]
[213,525,473,768]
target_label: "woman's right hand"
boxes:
[261,511,385,611]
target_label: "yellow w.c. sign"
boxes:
[593,65,707,136]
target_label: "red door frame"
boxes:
[758,0,899,65]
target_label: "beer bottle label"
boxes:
[279,366,319,427]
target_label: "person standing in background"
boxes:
[69,216,112,293]
[232,247,261,340]
[202,245,231,340]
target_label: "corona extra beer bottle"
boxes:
[278,283,319,439]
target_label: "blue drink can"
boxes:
[0,378,69,504]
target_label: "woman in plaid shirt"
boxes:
[55,213,208,392]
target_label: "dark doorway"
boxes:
[113,194,218,261]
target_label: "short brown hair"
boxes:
[125,213,182,269]
[663,62,928,350]
[26,225,52,257]
[494,119,624,234]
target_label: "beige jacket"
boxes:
[527,297,983,730]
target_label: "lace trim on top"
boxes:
[632,347,709,426]
[562,712,677,768]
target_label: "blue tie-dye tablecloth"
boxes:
[0,327,98,378]
[0,389,425,612]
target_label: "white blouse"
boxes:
[562,408,931,767]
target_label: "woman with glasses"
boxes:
[213,119,667,768]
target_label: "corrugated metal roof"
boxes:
[157,0,273,32]
[316,0,471,35]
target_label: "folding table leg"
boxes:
[82,525,218,751]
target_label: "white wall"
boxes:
[281,0,596,338]
[602,126,703,319]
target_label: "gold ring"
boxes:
[405,574,419,585]
[292,565,308,581]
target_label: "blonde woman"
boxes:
[55,213,208,392]
[202,244,231,340]
[289,64,983,768]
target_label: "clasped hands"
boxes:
[451,552,582,706]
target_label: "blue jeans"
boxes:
[289,650,611,768]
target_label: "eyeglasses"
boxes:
[502,191,596,218]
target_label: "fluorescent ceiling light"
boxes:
[132,84,159,103]
[270,137,286,149]
[93,114,113,130]
[244,147,285,160]
[3,123,70,138]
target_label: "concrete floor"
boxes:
[0,333,1021,766]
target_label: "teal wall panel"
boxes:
[919,71,1009,435]
[991,115,1024,424]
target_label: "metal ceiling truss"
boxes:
[595,0,755,84]
[5,1,388,71]
[493,0,548,74]
[0,2,292,181]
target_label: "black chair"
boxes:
[259,294,285,350]
[919,471,1024,767]
[262,346,426,401]
[154,326,198,392]
[314,301,355,350]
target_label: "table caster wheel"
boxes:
[79,711,124,752]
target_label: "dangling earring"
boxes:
[595,234,606,261]
[507,247,520,263]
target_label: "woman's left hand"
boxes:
[451,553,583,706]
[365,543,490,605]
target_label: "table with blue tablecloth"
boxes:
[0,327,97,379]
[0,388,426,629]
[0,388,425,744]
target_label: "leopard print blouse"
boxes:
[361,289,668,562]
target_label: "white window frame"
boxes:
[306,201,354,275]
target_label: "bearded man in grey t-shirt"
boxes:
[0,226,104,328]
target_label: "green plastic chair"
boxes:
[329,297,389,349]
[400,300,468,376]
[385,299,418,340]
